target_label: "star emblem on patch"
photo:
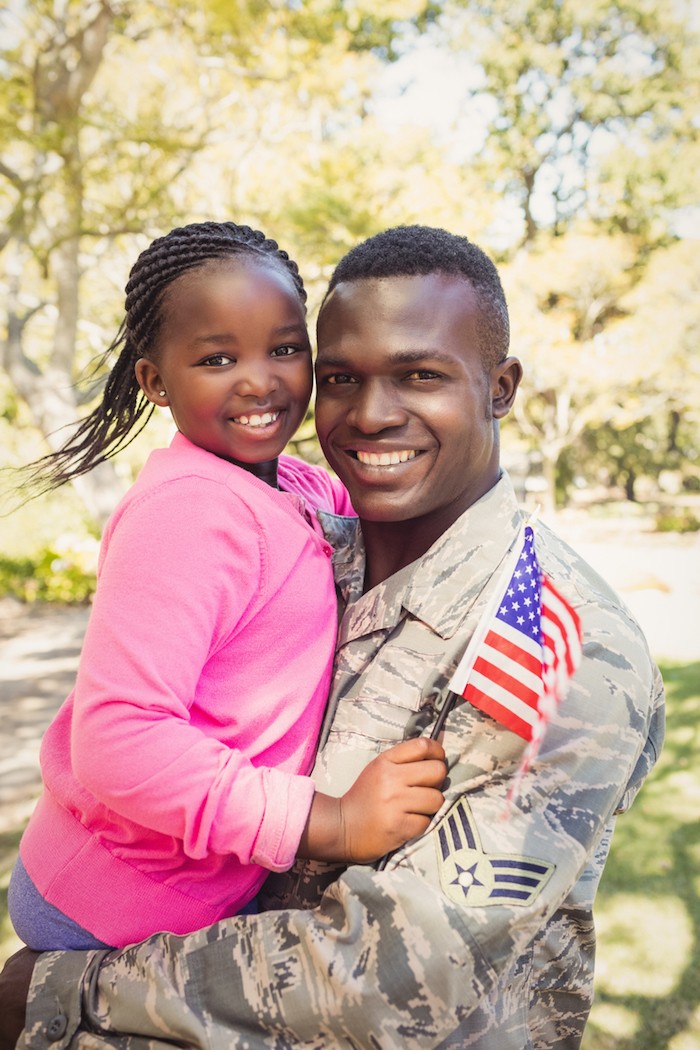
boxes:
[435,798,554,908]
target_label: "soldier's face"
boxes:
[315,273,519,533]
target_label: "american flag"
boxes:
[449,524,582,744]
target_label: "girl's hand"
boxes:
[338,737,447,862]
[299,737,446,863]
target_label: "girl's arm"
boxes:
[68,475,319,869]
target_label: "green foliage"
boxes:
[655,509,700,534]
[0,546,96,604]
[582,661,700,1049]
[441,0,700,243]
[569,412,692,503]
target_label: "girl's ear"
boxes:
[135,358,169,406]
[491,356,522,419]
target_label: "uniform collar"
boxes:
[318,473,524,643]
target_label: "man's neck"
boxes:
[359,473,503,592]
[361,518,447,592]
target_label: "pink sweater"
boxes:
[20,433,352,947]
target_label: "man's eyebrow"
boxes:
[316,348,453,367]
[389,348,454,365]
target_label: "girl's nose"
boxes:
[234,361,278,399]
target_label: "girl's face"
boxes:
[136,259,312,475]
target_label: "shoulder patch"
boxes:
[435,797,555,907]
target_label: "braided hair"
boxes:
[19,221,307,496]
[321,225,509,370]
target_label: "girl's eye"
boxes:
[202,353,234,367]
[271,345,300,358]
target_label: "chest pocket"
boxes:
[328,617,464,747]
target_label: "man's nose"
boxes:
[347,380,407,433]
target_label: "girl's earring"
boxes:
[158,391,166,397]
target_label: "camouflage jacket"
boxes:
[19,474,664,1050]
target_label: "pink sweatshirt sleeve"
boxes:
[69,475,314,869]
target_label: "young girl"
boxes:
[8,221,445,950]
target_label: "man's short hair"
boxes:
[324,225,510,370]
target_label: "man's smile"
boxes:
[352,449,420,466]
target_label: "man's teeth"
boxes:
[234,412,279,427]
[356,450,418,466]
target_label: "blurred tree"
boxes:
[0,0,431,523]
[505,232,700,510]
[503,232,638,512]
[435,0,699,246]
[423,0,700,509]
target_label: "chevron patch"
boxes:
[436,797,554,907]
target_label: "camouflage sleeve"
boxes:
[20,868,492,1050]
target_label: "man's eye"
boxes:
[325,374,356,385]
[202,353,234,367]
[407,370,440,380]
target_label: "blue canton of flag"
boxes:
[449,524,582,742]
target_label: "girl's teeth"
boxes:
[235,412,279,427]
[356,450,417,466]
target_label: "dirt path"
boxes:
[0,601,90,834]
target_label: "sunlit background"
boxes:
[1,2,699,1047]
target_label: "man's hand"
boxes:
[0,947,40,1050]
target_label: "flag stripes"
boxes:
[449,523,582,743]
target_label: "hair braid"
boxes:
[14,221,307,501]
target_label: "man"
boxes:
[1,225,664,1049]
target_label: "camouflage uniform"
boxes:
[19,475,664,1050]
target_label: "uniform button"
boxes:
[323,544,333,556]
[46,1013,68,1041]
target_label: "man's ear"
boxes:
[491,356,522,419]
[135,358,169,406]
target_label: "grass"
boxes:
[1,661,698,1047]
[582,661,700,1050]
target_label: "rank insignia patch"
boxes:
[436,798,554,907]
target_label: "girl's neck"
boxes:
[238,457,279,489]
